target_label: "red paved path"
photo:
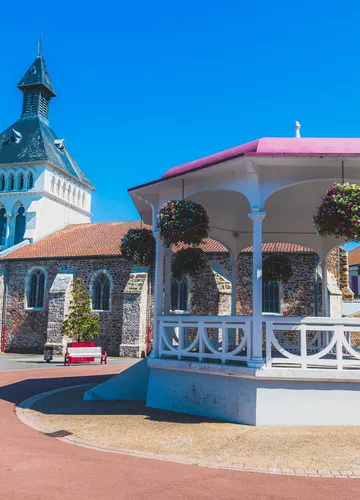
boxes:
[0,365,358,500]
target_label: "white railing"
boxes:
[265,316,360,370]
[159,315,251,364]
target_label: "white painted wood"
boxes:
[248,212,266,368]
[159,316,251,364]
[67,347,102,358]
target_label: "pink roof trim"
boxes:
[162,137,360,179]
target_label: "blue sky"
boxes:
[1,0,360,246]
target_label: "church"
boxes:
[0,52,354,356]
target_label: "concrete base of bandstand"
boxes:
[84,357,360,426]
[146,359,360,426]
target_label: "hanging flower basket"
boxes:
[120,228,155,267]
[172,248,207,280]
[158,200,210,247]
[262,254,292,284]
[313,183,360,240]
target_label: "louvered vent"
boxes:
[38,92,50,118]
[21,90,49,118]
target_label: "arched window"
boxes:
[62,182,66,198]
[28,172,34,189]
[171,278,189,311]
[77,190,81,205]
[0,174,5,192]
[0,207,7,246]
[51,176,55,193]
[82,192,85,208]
[18,173,24,190]
[262,282,280,313]
[67,185,71,201]
[14,205,26,245]
[28,269,45,308]
[8,173,14,191]
[72,187,76,203]
[92,272,110,311]
[56,179,61,196]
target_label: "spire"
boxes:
[17,41,56,120]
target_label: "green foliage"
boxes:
[61,277,100,342]
[262,254,292,284]
[158,200,210,247]
[172,247,207,280]
[120,228,155,267]
[313,183,360,240]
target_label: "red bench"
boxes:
[64,346,107,366]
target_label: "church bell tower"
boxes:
[0,44,94,250]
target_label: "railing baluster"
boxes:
[336,325,344,370]
[178,321,183,360]
[198,321,204,362]
[265,322,273,367]
[300,325,307,369]
[222,323,228,364]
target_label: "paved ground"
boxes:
[0,358,359,499]
[0,352,138,371]
[19,384,360,474]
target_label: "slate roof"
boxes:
[17,56,56,96]
[0,115,93,187]
[3,222,312,260]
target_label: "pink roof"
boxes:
[162,137,360,179]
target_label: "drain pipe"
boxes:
[1,261,8,352]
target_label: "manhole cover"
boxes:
[44,430,73,438]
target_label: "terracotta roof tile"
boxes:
[3,222,312,260]
[349,247,360,265]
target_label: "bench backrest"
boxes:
[67,347,102,356]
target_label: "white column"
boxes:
[248,211,266,368]
[321,259,329,317]
[150,232,165,358]
[230,252,237,316]
[4,214,13,248]
[164,248,172,314]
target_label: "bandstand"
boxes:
[90,135,360,426]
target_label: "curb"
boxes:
[15,384,360,479]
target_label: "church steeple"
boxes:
[17,45,56,121]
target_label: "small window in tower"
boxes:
[28,172,34,189]
[8,174,14,191]
[18,173,24,190]
[28,66,37,75]
[0,174,5,192]
[0,207,7,246]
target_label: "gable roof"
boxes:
[3,222,312,260]
[0,116,93,187]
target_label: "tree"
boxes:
[61,277,100,342]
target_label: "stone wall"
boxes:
[189,253,317,317]
[2,256,135,355]
[120,272,148,357]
